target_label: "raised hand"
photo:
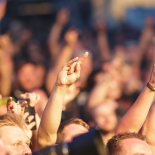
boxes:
[23,112,36,139]
[56,8,70,26]
[7,92,40,115]
[56,52,89,88]
[95,20,107,32]
[148,49,155,87]
[7,97,27,117]
[20,92,40,107]
[145,16,154,28]
[7,95,37,140]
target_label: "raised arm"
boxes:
[87,75,110,109]
[116,62,155,134]
[0,35,14,97]
[48,8,70,59]
[38,52,88,148]
[96,22,110,61]
[87,58,123,109]
[46,28,79,94]
[141,102,155,154]
[136,17,154,66]
[0,0,7,21]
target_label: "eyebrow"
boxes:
[11,139,30,144]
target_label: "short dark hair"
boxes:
[107,132,145,155]
[56,118,89,144]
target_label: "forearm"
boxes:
[116,87,154,134]
[0,0,7,21]
[38,84,68,147]
[0,73,12,97]
[137,27,154,65]
[87,78,109,109]
[97,32,110,61]
[139,27,153,51]
[55,45,73,71]
[46,45,73,94]
[48,23,63,58]
[141,102,155,149]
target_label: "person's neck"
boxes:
[100,130,114,146]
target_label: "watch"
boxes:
[147,82,155,91]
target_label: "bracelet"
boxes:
[147,82,155,91]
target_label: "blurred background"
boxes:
[0,0,155,127]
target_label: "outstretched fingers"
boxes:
[75,62,81,77]
[21,101,27,116]
[78,52,89,65]
[7,97,13,111]
[62,52,88,73]
[23,112,30,120]
[27,121,36,130]
[68,62,77,75]
[75,52,89,77]
[28,115,34,123]
[65,57,79,68]
[7,97,28,116]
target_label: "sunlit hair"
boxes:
[57,118,89,144]
[0,113,27,137]
[107,132,145,155]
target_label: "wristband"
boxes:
[147,82,155,91]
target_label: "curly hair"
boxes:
[107,132,145,155]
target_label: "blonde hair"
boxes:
[0,113,27,135]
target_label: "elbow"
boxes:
[37,129,57,148]
[37,136,46,149]
[37,135,56,149]
[115,123,139,135]
[141,126,155,145]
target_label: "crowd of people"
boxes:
[0,1,155,155]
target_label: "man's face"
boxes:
[62,124,88,142]
[17,63,36,91]
[0,139,5,155]
[120,138,153,155]
[93,104,117,133]
[0,126,32,155]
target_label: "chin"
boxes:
[100,128,115,134]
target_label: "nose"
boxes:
[22,146,32,155]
